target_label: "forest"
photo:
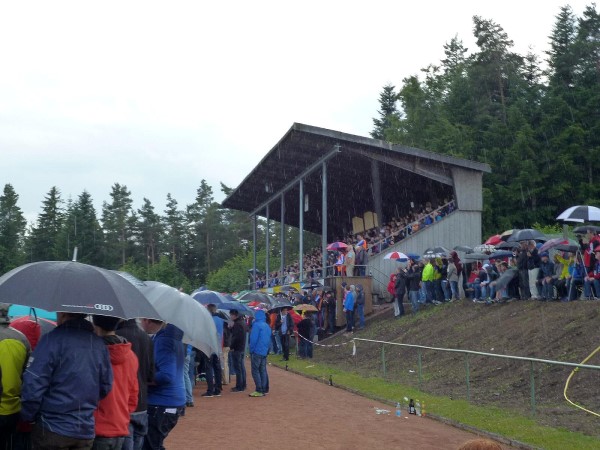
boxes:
[0,5,598,290]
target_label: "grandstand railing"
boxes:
[352,337,600,416]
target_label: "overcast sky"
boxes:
[0,1,593,224]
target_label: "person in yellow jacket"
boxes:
[421,258,435,304]
[0,303,31,449]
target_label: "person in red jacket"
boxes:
[92,315,139,450]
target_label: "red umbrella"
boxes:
[326,242,348,251]
[484,234,502,246]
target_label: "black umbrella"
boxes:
[247,268,264,276]
[555,244,579,253]
[493,269,518,291]
[301,280,322,290]
[573,225,600,234]
[268,299,293,312]
[218,302,255,317]
[489,251,514,259]
[238,291,273,305]
[464,253,490,261]
[0,261,161,319]
[453,245,474,254]
[279,285,298,293]
[506,229,546,242]
[495,241,521,250]
[557,205,600,223]
[424,246,450,257]
[192,290,228,305]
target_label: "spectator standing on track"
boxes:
[229,310,247,393]
[275,307,294,362]
[203,304,224,398]
[248,310,271,397]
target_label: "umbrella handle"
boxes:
[30,307,38,323]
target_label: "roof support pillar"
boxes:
[280,193,285,282]
[371,160,383,228]
[299,179,304,282]
[265,203,270,287]
[322,162,328,277]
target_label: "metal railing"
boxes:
[352,337,600,416]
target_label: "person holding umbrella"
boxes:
[20,312,113,450]
[229,310,247,392]
[274,307,294,362]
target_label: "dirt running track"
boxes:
[166,361,506,450]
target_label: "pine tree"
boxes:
[28,186,64,261]
[137,198,163,265]
[163,193,186,265]
[371,84,401,140]
[102,183,134,266]
[0,184,27,273]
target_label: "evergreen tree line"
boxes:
[0,182,318,290]
[371,5,600,235]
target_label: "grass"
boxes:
[270,357,600,450]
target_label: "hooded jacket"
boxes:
[0,326,30,416]
[421,262,435,282]
[147,323,185,408]
[94,338,139,437]
[20,318,113,440]
[249,310,271,357]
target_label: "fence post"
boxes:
[381,344,386,377]
[530,361,536,416]
[417,350,423,390]
[465,353,470,402]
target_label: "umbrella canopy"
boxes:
[500,229,518,241]
[474,244,496,253]
[484,234,503,246]
[539,238,569,254]
[294,304,318,312]
[573,225,600,234]
[192,290,229,305]
[555,244,579,253]
[0,261,160,319]
[217,301,255,317]
[279,285,298,293]
[268,298,293,312]
[301,280,322,290]
[384,251,409,261]
[557,205,600,223]
[10,316,56,339]
[8,305,57,321]
[140,281,220,357]
[506,229,546,242]
[453,245,474,254]
[489,251,514,259]
[495,241,521,250]
[326,242,348,251]
[493,269,518,291]
[237,291,274,305]
[464,253,490,261]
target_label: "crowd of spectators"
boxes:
[250,198,456,289]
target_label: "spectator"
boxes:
[527,240,541,300]
[553,253,569,301]
[116,318,155,450]
[248,310,271,397]
[296,313,313,359]
[394,266,407,317]
[140,319,185,450]
[21,313,113,450]
[343,285,355,335]
[447,252,461,300]
[228,310,248,392]
[421,258,435,304]
[203,304,224,398]
[355,284,366,329]
[516,242,531,299]
[275,307,294,362]
[92,315,139,450]
[406,259,422,313]
[537,252,555,301]
[0,304,33,449]
[324,289,336,335]
[583,248,600,299]
[345,245,355,278]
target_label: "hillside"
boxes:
[317,300,600,439]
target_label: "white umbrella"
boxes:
[140,281,220,357]
[557,205,600,223]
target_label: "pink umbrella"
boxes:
[326,242,348,251]
[539,238,569,254]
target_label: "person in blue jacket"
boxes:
[343,284,355,334]
[248,310,271,398]
[140,319,185,450]
[20,312,113,450]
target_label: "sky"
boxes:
[0,0,593,225]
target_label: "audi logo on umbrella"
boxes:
[94,304,114,311]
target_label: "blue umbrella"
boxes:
[192,290,228,305]
[489,251,514,259]
[406,252,421,261]
[8,305,57,320]
[217,302,255,317]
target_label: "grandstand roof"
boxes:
[222,123,491,239]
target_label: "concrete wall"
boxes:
[451,167,483,211]
[368,210,482,297]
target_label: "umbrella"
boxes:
[217,301,255,317]
[500,229,518,241]
[384,251,409,261]
[0,261,161,320]
[495,241,521,250]
[539,238,569,254]
[326,242,348,251]
[237,291,274,305]
[294,304,318,312]
[247,268,264,276]
[406,252,421,261]
[139,281,220,357]
[8,305,57,321]
[484,235,503,246]
[557,205,600,223]
[573,225,600,234]
[192,290,229,305]
[489,251,514,259]
[10,315,56,337]
[453,245,474,254]
[464,253,490,261]
[474,244,496,253]
[555,244,579,253]
[268,299,293,312]
[301,280,322,290]
[507,229,546,242]
[279,286,298,293]
[492,269,518,291]
[424,246,450,256]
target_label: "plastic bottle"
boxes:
[409,399,416,415]
[395,402,402,417]
[415,400,422,416]
[328,375,333,386]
